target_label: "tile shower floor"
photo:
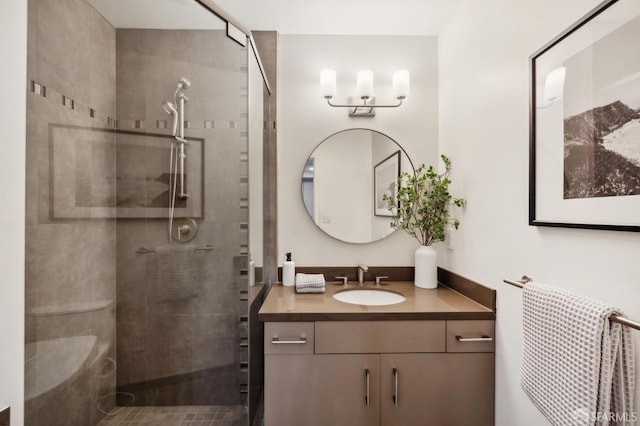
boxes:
[98,405,248,426]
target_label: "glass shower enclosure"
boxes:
[24,0,266,424]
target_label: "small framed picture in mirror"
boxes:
[374,150,401,217]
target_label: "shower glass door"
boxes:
[25,0,255,424]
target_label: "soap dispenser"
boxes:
[283,252,295,287]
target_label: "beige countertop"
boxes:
[258,281,495,321]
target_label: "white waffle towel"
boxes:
[295,273,325,294]
[153,245,197,303]
[521,281,635,426]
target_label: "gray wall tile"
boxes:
[114,28,247,406]
[26,0,117,423]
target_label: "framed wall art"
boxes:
[530,0,640,231]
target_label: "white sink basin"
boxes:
[333,289,406,306]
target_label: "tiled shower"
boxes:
[24,0,257,424]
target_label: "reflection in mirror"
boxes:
[302,129,414,244]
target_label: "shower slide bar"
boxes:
[504,276,640,331]
[136,245,214,254]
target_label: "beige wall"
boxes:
[439,1,640,424]
[278,35,439,266]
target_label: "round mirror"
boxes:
[301,129,414,244]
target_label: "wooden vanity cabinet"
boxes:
[265,354,380,426]
[264,320,495,426]
[380,353,494,425]
[264,322,379,425]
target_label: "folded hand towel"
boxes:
[295,273,325,294]
[521,281,635,426]
[295,273,326,287]
[295,286,325,293]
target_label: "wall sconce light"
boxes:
[320,69,410,117]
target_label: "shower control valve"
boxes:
[177,224,191,241]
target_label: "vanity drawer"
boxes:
[265,322,314,355]
[315,321,445,354]
[446,320,495,353]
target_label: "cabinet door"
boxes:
[381,353,494,426]
[265,354,380,426]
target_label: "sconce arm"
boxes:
[326,98,403,109]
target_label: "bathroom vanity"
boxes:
[259,270,496,426]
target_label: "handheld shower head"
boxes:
[177,77,191,90]
[162,100,178,115]
[161,100,179,136]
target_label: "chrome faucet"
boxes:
[357,264,368,284]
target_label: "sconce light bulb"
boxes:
[320,69,337,99]
[357,70,374,100]
[393,70,410,100]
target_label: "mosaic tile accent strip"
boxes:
[115,118,244,130]
[31,81,47,97]
[30,79,248,132]
[30,79,116,128]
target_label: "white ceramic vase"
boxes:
[414,245,437,289]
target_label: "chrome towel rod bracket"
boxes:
[503,276,532,288]
[503,276,640,331]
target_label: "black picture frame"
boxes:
[374,150,401,217]
[530,0,640,232]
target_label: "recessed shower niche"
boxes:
[24,0,269,424]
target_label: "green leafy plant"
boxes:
[384,154,464,246]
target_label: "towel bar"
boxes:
[503,276,640,331]
[136,245,214,254]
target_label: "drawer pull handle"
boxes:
[393,368,399,406]
[271,336,307,344]
[455,335,493,342]
[364,369,370,406]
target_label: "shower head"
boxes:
[161,100,179,136]
[177,77,191,90]
[162,100,178,115]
